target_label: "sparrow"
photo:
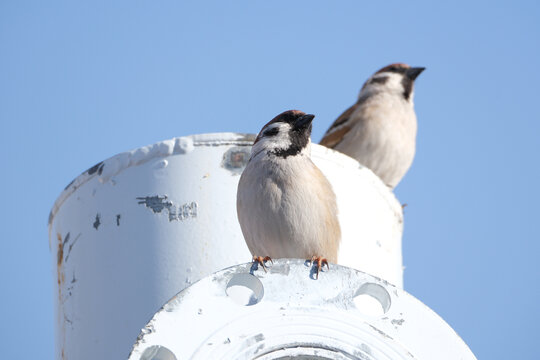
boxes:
[320,63,425,188]
[237,110,341,278]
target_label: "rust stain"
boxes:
[56,233,65,286]
[56,233,66,359]
[221,147,250,174]
[56,233,63,267]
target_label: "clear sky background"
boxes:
[1,1,539,359]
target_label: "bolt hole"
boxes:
[353,283,391,316]
[226,273,264,306]
[140,345,177,360]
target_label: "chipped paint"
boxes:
[86,161,104,176]
[49,133,256,230]
[93,213,101,230]
[136,195,172,213]
[64,233,81,263]
[49,133,408,359]
[392,318,405,326]
[116,214,121,226]
[56,232,81,309]
[137,195,198,222]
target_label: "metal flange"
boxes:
[128,259,476,360]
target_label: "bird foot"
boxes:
[309,256,329,279]
[252,255,273,272]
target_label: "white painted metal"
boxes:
[48,133,403,360]
[314,146,404,287]
[128,259,477,360]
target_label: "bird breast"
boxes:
[237,154,340,262]
[336,94,417,187]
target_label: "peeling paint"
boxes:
[137,195,172,213]
[50,134,264,230]
[137,195,198,222]
[170,201,198,221]
[64,233,81,263]
[93,213,101,230]
[391,318,405,326]
[116,214,121,226]
[87,161,105,176]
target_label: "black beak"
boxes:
[294,114,315,129]
[406,67,425,80]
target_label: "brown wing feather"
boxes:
[320,104,357,148]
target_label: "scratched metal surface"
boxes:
[128,259,477,360]
[49,133,403,360]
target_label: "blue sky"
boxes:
[1,1,539,359]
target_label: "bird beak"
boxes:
[294,114,315,129]
[406,67,425,80]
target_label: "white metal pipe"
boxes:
[128,260,477,360]
[48,133,403,359]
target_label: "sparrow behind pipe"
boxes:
[320,63,425,188]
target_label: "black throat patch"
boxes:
[401,76,414,100]
[271,124,312,159]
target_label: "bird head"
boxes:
[361,63,425,101]
[252,110,315,159]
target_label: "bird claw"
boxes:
[309,256,329,279]
[252,255,273,272]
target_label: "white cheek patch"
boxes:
[251,123,292,158]
[270,132,292,150]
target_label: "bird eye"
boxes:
[371,76,389,85]
[263,127,279,137]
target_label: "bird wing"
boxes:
[319,103,357,148]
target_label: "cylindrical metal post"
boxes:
[49,133,403,359]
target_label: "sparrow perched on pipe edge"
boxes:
[237,110,341,278]
[320,63,425,188]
